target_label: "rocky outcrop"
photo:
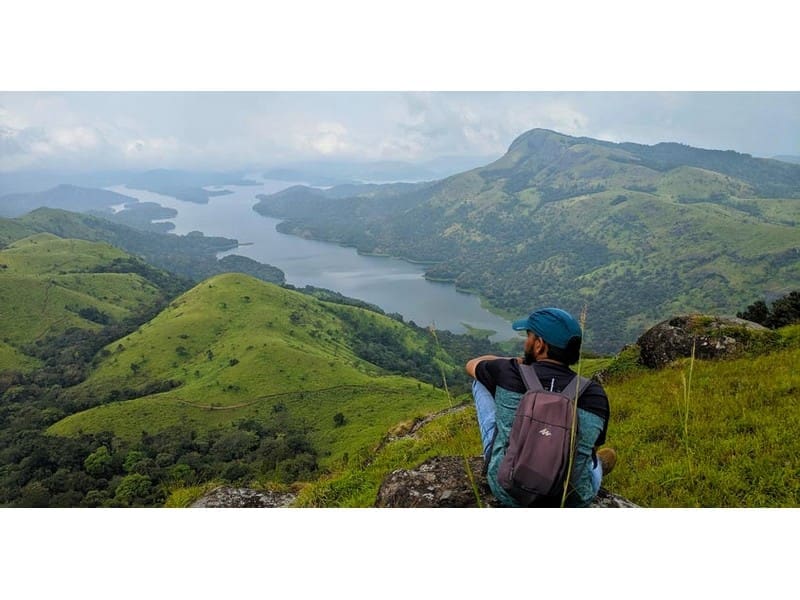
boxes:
[374,456,638,508]
[190,457,638,508]
[375,456,502,508]
[190,486,296,508]
[636,314,774,369]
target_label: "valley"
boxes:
[1,127,798,509]
[254,129,800,353]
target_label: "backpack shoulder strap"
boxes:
[560,374,593,403]
[518,363,544,392]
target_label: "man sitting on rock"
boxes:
[466,307,616,507]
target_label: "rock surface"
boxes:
[190,457,638,508]
[636,314,772,369]
[374,456,638,508]
[190,486,296,508]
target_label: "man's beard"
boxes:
[523,351,537,365]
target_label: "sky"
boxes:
[1,91,799,173]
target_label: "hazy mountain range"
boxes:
[2,127,798,353]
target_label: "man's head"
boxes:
[512,307,582,365]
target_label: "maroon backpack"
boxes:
[497,363,591,506]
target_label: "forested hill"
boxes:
[0,207,285,286]
[0,262,503,507]
[254,128,800,353]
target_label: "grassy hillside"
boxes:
[280,328,800,508]
[0,233,184,373]
[254,129,800,353]
[599,326,800,507]
[1,228,503,507]
[47,273,454,468]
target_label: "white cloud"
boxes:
[305,122,351,156]
[50,126,102,150]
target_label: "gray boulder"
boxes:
[636,314,774,369]
[190,486,296,508]
[374,456,638,508]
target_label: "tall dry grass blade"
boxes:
[681,340,696,473]
[429,324,483,508]
[560,304,588,508]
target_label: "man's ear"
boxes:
[535,336,549,359]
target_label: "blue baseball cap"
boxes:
[512,307,582,349]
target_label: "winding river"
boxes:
[106,179,515,342]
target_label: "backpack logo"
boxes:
[539,427,552,437]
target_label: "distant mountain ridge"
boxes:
[254,128,800,353]
[0,184,136,218]
[262,155,497,186]
[0,169,257,202]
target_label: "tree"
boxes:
[123,450,148,474]
[18,481,50,507]
[333,412,346,427]
[84,446,114,478]
[210,430,259,461]
[737,299,769,325]
[738,291,800,329]
[114,473,153,505]
[767,291,800,328]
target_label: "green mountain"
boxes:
[47,273,456,448]
[27,272,462,507]
[254,128,800,353]
[0,232,187,375]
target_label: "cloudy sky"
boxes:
[2,91,798,173]
[2,2,798,173]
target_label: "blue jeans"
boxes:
[471,379,603,496]
[472,380,496,457]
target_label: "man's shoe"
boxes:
[597,447,617,476]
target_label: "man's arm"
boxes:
[465,355,518,378]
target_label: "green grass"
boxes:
[0,339,41,372]
[292,402,482,507]
[0,234,168,371]
[162,481,223,508]
[601,332,800,507]
[47,273,452,469]
[283,329,800,508]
